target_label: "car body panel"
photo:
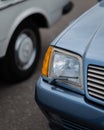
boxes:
[35,1,104,130]
[0,0,69,57]
[53,2,104,56]
[36,77,104,129]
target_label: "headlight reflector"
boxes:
[51,52,80,80]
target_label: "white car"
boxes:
[0,0,72,82]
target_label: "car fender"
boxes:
[3,7,49,57]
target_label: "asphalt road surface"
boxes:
[0,0,97,130]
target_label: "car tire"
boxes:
[1,20,40,82]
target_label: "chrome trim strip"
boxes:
[88,69,104,76]
[89,91,104,100]
[88,87,104,95]
[88,65,104,71]
[0,0,27,10]
[88,82,104,90]
[88,77,104,85]
[88,73,104,80]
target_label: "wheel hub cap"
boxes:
[19,36,33,64]
[15,33,36,70]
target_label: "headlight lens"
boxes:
[42,46,83,89]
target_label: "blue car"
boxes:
[35,1,104,130]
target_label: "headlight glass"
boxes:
[50,52,80,80]
[42,46,83,89]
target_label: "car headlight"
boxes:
[42,46,83,89]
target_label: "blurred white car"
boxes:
[0,0,72,81]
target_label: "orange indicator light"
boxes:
[42,46,53,76]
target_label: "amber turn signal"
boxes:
[42,46,53,76]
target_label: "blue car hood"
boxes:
[53,2,104,62]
